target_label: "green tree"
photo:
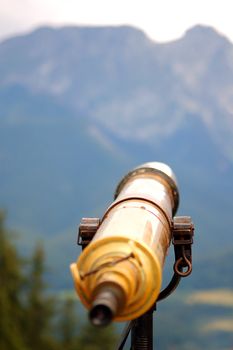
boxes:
[0,211,118,350]
[24,243,56,350]
[0,210,27,350]
[77,320,118,350]
[58,297,80,350]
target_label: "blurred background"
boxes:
[0,1,233,349]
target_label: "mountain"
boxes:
[0,84,127,234]
[0,24,233,286]
[1,25,233,156]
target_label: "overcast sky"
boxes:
[1,0,233,43]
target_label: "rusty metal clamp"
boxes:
[157,216,194,302]
[77,217,100,249]
[172,216,194,277]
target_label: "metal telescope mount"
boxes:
[77,215,194,350]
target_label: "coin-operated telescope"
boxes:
[70,162,194,348]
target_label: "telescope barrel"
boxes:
[70,162,179,325]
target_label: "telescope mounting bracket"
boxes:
[77,216,194,299]
[77,215,194,350]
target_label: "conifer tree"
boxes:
[77,319,118,350]
[0,210,27,350]
[58,296,80,350]
[24,243,55,350]
[0,212,118,350]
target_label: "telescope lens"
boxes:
[89,282,125,326]
[89,304,113,327]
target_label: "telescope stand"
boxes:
[131,308,154,350]
[116,216,194,350]
[78,216,194,350]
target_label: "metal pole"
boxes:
[130,307,154,350]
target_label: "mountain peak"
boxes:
[28,24,148,42]
[184,24,230,44]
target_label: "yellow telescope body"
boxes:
[70,162,179,326]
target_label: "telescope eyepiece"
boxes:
[89,282,125,327]
[89,304,113,327]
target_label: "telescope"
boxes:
[70,162,194,337]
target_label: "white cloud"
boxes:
[0,0,233,43]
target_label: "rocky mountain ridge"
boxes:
[0,24,233,260]
[1,25,233,161]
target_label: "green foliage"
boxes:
[0,211,27,350]
[58,297,80,350]
[24,243,56,349]
[77,321,117,350]
[0,212,118,349]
